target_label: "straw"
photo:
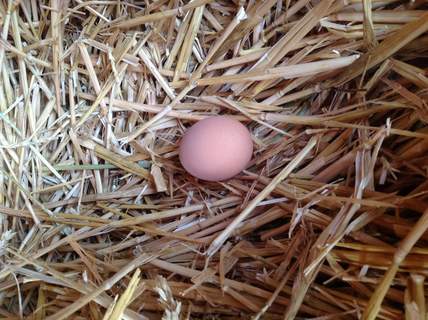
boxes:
[1,1,427,319]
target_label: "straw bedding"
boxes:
[0,1,428,319]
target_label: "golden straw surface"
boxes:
[0,1,427,319]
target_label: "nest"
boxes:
[0,1,428,319]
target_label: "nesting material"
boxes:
[0,1,427,320]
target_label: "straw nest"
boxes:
[0,1,428,319]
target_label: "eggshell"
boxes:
[179,116,253,181]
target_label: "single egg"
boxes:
[179,116,253,181]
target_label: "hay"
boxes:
[0,1,427,319]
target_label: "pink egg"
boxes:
[179,116,253,181]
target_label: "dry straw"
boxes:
[0,1,427,320]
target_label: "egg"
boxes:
[179,116,253,181]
